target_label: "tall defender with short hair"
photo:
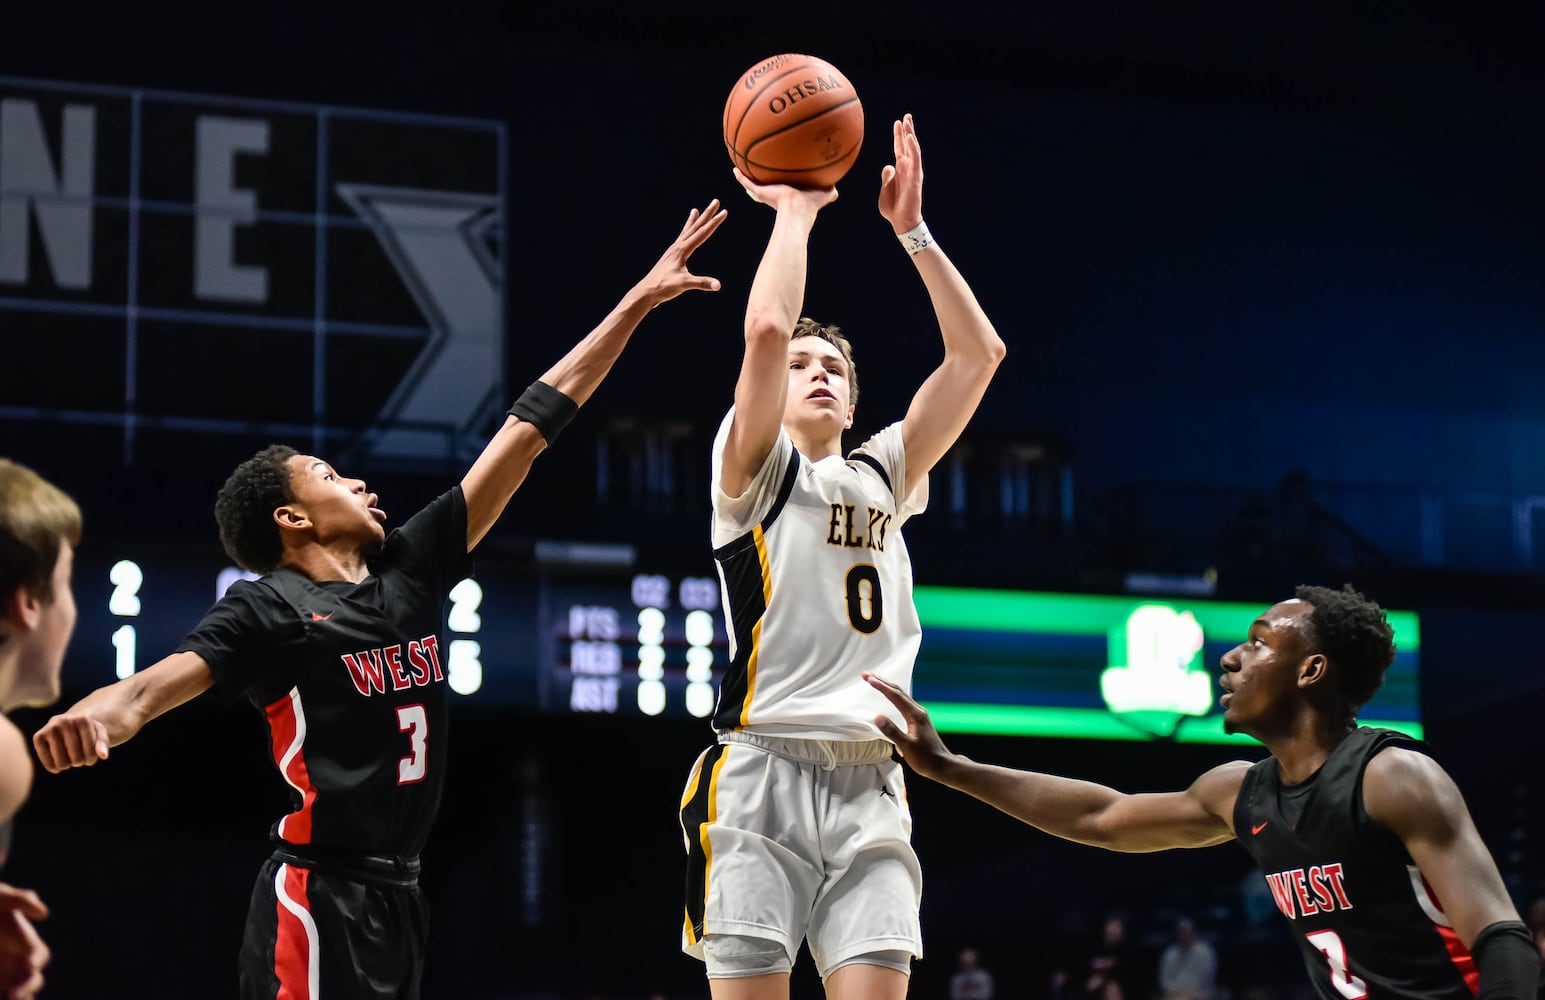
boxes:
[34,202,727,1000]
[867,585,1539,1000]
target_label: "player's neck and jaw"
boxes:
[1254,707,1359,787]
[274,456,386,585]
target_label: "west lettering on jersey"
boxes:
[1263,862,1353,919]
[342,648,386,695]
[406,639,432,685]
[825,503,891,552]
[384,644,410,691]
[342,634,444,696]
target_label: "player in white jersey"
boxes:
[680,114,1006,1000]
[705,399,927,737]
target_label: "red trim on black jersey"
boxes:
[1434,923,1480,996]
[1415,865,1483,995]
[265,689,317,844]
[1417,872,1480,995]
[273,864,315,999]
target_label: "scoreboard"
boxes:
[541,570,727,718]
[0,75,507,467]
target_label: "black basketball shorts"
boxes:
[238,854,428,999]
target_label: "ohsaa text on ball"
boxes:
[767,75,846,114]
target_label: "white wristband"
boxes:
[897,220,934,255]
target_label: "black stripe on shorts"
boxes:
[681,743,728,946]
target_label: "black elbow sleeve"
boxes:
[1472,920,1539,1000]
[507,381,579,445]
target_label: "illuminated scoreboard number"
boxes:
[678,576,719,718]
[108,559,144,678]
[629,574,721,719]
[562,574,724,717]
[446,578,483,695]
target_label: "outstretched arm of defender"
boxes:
[32,651,213,772]
[865,672,1242,853]
[460,201,727,549]
[879,115,1006,498]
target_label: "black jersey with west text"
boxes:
[178,488,472,858]
[1234,727,1479,1000]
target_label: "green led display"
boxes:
[914,587,1420,649]
[912,587,1422,744]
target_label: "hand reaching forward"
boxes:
[0,885,48,1000]
[636,200,729,307]
[865,671,959,782]
[33,710,110,773]
[877,113,924,234]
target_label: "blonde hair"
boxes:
[791,317,858,405]
[0,459,82,603]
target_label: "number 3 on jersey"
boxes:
[397,704,428,785]
[844,564,883,634]
[1306,930,1369,1000]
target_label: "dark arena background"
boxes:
[3,3,1544,997]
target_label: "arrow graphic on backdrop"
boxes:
[335,183,503,463]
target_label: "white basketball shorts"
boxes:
[679,731,923,973]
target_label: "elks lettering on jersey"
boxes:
[1263,862,1354,919]
[340,634,445,696]
[825,503,892,552]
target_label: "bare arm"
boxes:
[880,115,1006,497]
[31,650,213,772]
[1363,747,1521,950]
[460,201,727,549]
[0,721,31,826]
[719,173,837,498]
[866,671,1243,852]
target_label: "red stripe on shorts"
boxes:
[274,864,313,1000]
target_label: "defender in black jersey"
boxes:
[866,585,1539,1000]
[32,201,727,999]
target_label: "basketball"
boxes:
[723,53,864,189]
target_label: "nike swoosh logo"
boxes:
[311,612,334,621]
[1252,821,1269,835]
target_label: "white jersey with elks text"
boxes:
[709,409,928,740]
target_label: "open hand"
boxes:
[878,113,923,234]
[864,671,957,781]
[637,200,729,306]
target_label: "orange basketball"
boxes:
[724,53,864,189]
